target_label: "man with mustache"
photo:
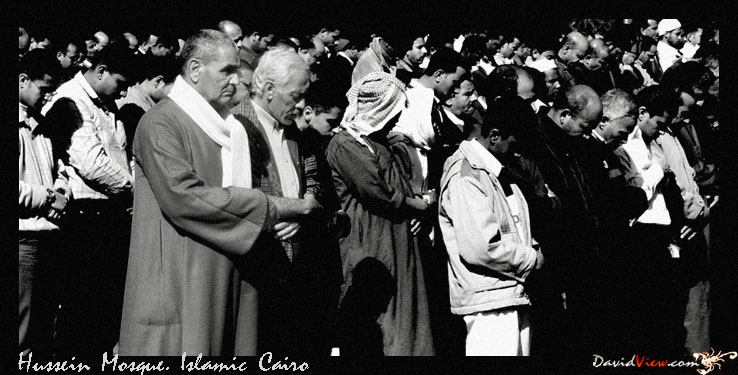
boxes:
[657,19,685,73]
[120,30,320,356]
[231,48,335,355]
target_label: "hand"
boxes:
[47,191,68,220]
[680,225,698,241]
[47,209,62,220]
[409,218,422,236]
[273,221,301,241]
[422,189,437,206]
[405,196,429,212]
[50,191,68,212]
[302,194,323,215]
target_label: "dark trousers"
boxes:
[54,199,130,358]
[254,272,338,356]
[19,231,59,357]
[617,223,691,357]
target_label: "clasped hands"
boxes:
[272,194,322,241]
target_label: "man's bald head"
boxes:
[514,66,535,99]
[582,38,610,71]
[94,31,110,50]
[550,84,602,136]
[218,20,243,43]
[558,31,589,64]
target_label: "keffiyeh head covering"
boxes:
[351,36,393,85]
[341,72,407,147]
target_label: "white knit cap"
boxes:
[658,19,681,36]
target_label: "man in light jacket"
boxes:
[438,112,543,356]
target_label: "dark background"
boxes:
[18,0,700,51]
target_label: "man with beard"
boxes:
[657,19,685,73]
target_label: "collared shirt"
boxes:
[655,129,699,196]
[493,53,513,67]
[42,71,132,200]
[442,107,465,133]
[337,51,354,67]
[469,138,503,177]
[590,129,607,144]
[252,101,300,199]
[115,84,156,112]
[680,42,699,60]
[657,41,681,73]
[19,103,66,231]
[620,127,670,225]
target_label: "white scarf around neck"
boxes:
[167,75,251,188]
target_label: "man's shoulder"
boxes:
[138,98,190,128]
[43,79,86,114]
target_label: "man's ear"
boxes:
[559,108,572,125]
[56,51,64,60]
[152,75,164,88]
[433,69,445,83]
[186,59,201,82]
[96,64,108,80]
[489,129,501,142]
[19,73,30,89]
[303,106,314,122]
[599,116,610,130]
[638,106,648,122]
[264,81,275,100]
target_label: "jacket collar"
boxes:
[458,139,503,177]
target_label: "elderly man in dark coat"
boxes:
[231,48,341,355]
[119,30,320,356]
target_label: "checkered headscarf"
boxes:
[341,72,407,147]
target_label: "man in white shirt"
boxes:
[656,19,685,73]
[41,43,135,357]
[18,48,67,357]
[616,85,687,356]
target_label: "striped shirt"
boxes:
[19,103,68,231]
[42,71,132,200]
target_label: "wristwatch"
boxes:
[45,188,56,207]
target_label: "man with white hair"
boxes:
[231,48,336,354]
[578,89,649,353]
[657,19,685,73]
[119,30,320,356]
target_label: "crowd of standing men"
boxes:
[19,17,721,358]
